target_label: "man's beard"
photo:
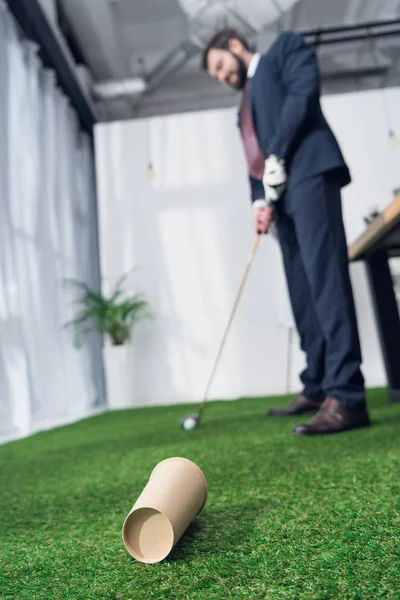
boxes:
[229,53,247,90]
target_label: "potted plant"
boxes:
[63,273,152,348]
[63,273,152,409]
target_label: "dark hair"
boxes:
[201,28,251,71]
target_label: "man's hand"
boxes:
[263,155,287,201]
[253,204,273,234]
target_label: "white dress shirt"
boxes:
[247,53,261,79]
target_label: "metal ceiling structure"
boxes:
[15,0,400,122]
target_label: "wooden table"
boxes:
[348,192,400,402]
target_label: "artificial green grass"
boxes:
[1,388,399,600]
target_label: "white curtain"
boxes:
[0,2,105,443]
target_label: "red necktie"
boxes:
[239,80,265,180]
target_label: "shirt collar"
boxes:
[247,53,261,79]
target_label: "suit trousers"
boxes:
[273,172,366,409]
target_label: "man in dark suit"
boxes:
[201,29,371,435]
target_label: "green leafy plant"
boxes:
[63,273,152,348]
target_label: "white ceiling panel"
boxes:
[110,0,185,22]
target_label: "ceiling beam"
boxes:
[58,0,129,80]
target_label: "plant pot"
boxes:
[103,341,134,409]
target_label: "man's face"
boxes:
[207,48,247,90]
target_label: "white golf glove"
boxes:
[263,155,287,202]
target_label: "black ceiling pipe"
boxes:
[307,29,400,47]
[301,17,400,37]
[5,0,96,135]
[321,66,388,81]
[300,18,400,47]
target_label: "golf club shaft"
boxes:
[199,234,261,414]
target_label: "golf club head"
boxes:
[180,413,201,431]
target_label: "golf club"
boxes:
[181,233,261,431]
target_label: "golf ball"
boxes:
[182,417,197,431]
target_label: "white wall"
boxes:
[94,87,400,408]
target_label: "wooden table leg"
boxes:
[365,250,400,402]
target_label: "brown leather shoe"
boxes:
[293,397,371,436]
[267,394,322,417]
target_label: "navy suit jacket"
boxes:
[242,32,351,203]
